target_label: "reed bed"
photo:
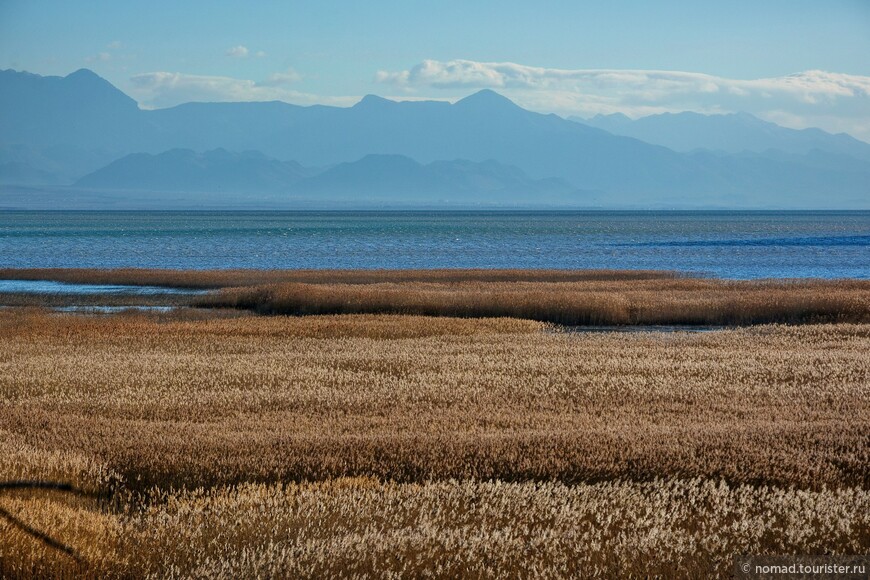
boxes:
[199,278,870,326]
[2,312,867,492]
[4,268,867,326]
[2,311,867,577]
[4,478,867,579]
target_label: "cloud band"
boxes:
[376,59,870,139]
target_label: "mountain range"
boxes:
[1,68,869,208]
[575,111,870,162]
[75,149,583,204]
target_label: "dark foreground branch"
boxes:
[0,481,88,564]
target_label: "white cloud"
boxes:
[225,45,249,58]
[377,60,870,101]
[261,67,302,86]
[225,46,267,59]
[377,59,870,140]
[128,71,356,109]
[85,41,125,65]
[85,51,112,63]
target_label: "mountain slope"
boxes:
[577,111,870,162]
[298,154,584,203]
[75,149,311,193]
[258,89,699,198]
[0,68,152,179]
[75,150,585,204]
[143,101,320,152]
[0,68,144,150]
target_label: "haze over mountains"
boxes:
[576,112,870,162]
[2,68,869,208]
[77,149,581,204]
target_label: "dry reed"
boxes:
[4,268,866,326]
[199,278,870,326]
[2,311,867,492]
[4,478,867,579]
[2,310,867,578]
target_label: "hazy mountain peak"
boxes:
[580,108,870,162]
[354,94,395,109]
[353,153,423,168]
[454,89,520,110]
[159,148,197,158]
[590,112,632,125]
[300,153,583,203]
[1,68,41,80]
[65,68,134,101]
[595,112,631,120]
[66,68,102,81]
[75,148,311,193]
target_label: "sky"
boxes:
[2,0,870,139]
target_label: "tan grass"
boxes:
[4,268,867,325]
[4,478,867,579]
[2,311,867,491]
[2,311,867,578]
[200,278,870,325]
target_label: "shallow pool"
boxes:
[0,279,207,295]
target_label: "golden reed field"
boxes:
[2,268,869,325]
[0,295,868,578]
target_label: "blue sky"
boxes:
[2,0,869,138]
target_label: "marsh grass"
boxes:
[2,310,868,578]
[3,268,867,326]
[4,478,868,579]
[199,278,870,326]
[3,311,867,492]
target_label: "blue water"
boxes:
[0,211,868,279]
[0,280,206,295]
[53,306,177,313]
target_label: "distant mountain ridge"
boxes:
[76,148,312,193]
[2,68,869,208]
[575,111,870,162]
[76,150,585,204]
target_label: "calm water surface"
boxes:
[0,279,206,295]
[1,211,867,279]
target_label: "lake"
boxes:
[1,210,868,279]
